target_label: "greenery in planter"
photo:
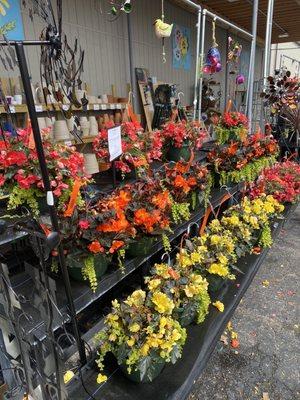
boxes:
[208,132,279,187]
[158,121,207,162]
[145,262,211,326]
[214,111,248,144]
[0,128,88,216]
[95,290,186,383]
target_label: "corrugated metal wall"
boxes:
[2,0,264,109]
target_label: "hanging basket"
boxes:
[126,236,157,258]
[67,253,109,282]
[166,140,191,162]
[119,357,165,383]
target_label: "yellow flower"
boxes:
[129,323,141,333]
[97,374,108,384]
[218,255,228,265]
[63,370,75,384]
[152,292,175,315]
[249,216,259,229]
[155,263,170,278]
[127,338,135,347]
[171,329,182,341]
[208,263,229,277]
[111,299,120,309]
[124,290,146,307]
[264,202,275,213]
[148,278,162,291]
[210,235,222,245]
[141,343,150,356]
[210,219,222,232]
[109,333,117,341]
[213,301,224,312]
[190,252,203,264]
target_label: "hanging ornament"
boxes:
[203,18,221,74]
[154,0,173,63]
[236,74,245,85]
[227,37,242,65]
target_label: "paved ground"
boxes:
[188,206,300,400]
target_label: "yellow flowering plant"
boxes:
[145,263,211,326]
[94,290,186,383]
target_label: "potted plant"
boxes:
[249,160,300,204]
[159,121,207,162]
[214,111,248,144]
[145,262,211,327]
[0,128,88,216]
[95,289,186,383]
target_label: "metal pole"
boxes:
[14,42,87,366]
[127,13,138,112]
[198,10,206,122]
[246,0,259,132]
[263,0,275,87]
[193,8,201,120]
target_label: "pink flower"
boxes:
[79,220,90,230]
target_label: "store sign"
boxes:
[108,126,122,161]
[0,0,25,40]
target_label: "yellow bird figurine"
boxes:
[0,0,10,16]
[154,19,173,39]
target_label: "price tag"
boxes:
[35,105,43,112]
[62,104,70,111]
[9,106,16,113]
[108,126,122,161]
[100,104,107,110]
[93,104,100,111]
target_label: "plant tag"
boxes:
[35,105,43,112]
[108,126,122,161]
[9,106,16,113]
[93,104,100,110]
[62,104,69,111]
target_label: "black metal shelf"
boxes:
[57,184,241,316]
[67,203,294,400]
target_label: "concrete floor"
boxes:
[188,206,300,400]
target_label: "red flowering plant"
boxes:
[159,121,207,161]
[0,128,88,216]
[93,122,163,178]
[207,132,279,186]
[249,160,300,204]
[214,111,249,144]
[159,160,212,210]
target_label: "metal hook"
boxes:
[220,185,239,204]
[178,91,184,101]
[161,252,171,266]
[187,222,199,236]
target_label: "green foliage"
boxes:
[259,223,273,248]
[220,155,277,186]
[196,289,211,324]
[171,202,190,224]
[0,21,16,36]
[82,255,98,292]
[7,186,42,216]
[162,233,171,252]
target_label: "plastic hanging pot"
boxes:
[126,236,157,258]
[119,357,165,383]
[166,140,191,162]
[67,253,109,282]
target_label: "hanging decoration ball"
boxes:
[215,62,222,73]
[121,0,132,13]
[236,74,245,85]
[203,47,222,74]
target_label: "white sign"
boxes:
[93,104,100,110]
[62,104,69,111]
[108,126,122,161]
[9,106,16,113]
[100,104,107,110]
[35,105,43,112]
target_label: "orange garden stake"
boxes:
[64,178,83,217]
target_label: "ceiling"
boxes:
[171,0,300,44]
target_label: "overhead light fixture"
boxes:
[227,0,239,2]
[278,32,289,38]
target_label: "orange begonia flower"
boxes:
[151,191,171,210]
[88,241,105,254]
[109,240,125,253]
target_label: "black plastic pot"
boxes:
[166,140,191,162]
[67,253,109,282]
[126,236,157,258]
[119,358,165,383]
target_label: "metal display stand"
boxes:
[0,39,86,369]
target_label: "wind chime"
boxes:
[154,0,173,63]
[203,18,222,74]
[227,37,244,107]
